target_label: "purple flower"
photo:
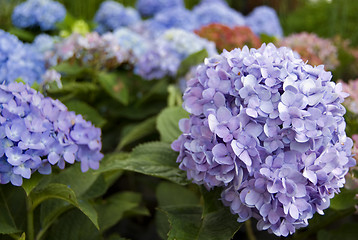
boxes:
[172,43,355,236]
[0,82,103,186]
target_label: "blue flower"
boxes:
[12,0,66,31]
[94,1,141,34]
[0,30,46,85]
[136,0,184,17]
[193,1,245,28]
[134,29,217,80]
[172,43,355,236]
[0,82,103,186]
[246,6,283,38]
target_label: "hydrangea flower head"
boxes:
[193,1,245,28]
[0,30,45,85]
[135,29,217,80]
[12,0,66,31]
[0,82,103,186]
[246,5,283,38]
[136,0,184,17]
[149,7,198,34]
[94,1,141,34]
[279,32,339,70]
[113,28,151,62]
[172,43,354,236]
[195,23,261,52]
[46,32,129,69]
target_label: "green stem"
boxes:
[26,197,34,240]
[245,219,256,240]
[9,234,20,240]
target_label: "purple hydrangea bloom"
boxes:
[94,1,141,34]
[135,29,217,80]
[0,30,46,85]
[0,82,103,186]
[172,43,355,236]
[193,1,245,29]
[12,0,66,31]
[246,6,283,38]
[136,0,184,17]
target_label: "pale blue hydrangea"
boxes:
[193,1,245,28]
[0,82,103,186]
[246,6,283,38]
[135,29,217,80]
[94,1,141,34]
[0,30,45,85]
[172,43,354,236]
[150,7,198,33]
[112,28,151,62]
[12,0,66,31]
[136,0,184,17]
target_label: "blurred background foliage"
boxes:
[2,0,358,46]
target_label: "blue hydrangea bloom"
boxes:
[0,30,45,85]
[135,29,217,80]
[32,34,57,54]
[94,1,141,34]
[12,0,66,31]
[193,1,245,28]
[0,82,103,186]
[246,6,283,38]
[149,7,198,34]
[172,43,355,236]
[112,28,151,62]
[136,0,184,17]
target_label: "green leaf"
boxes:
[330,188,358,210]
[161,187,242,240]
[46,208,100,240]
[117,116,157,150]
[318,223,358,240]
[21,172,44,196]
[47,81,99,96]
[19,232,26,240]
[52,62,85,76]
[156,106,189,143]
[96,192,148,231]
[0,188,20,234]
[99,142,188,185]
[156,182,200,239]
[29,183,78,210]
[49,165,100,198]
[63,100,107,127]
[8,27,35,42]
[177,49,208,77]
[39,199,73,240]
[97,72,129,105]
[30,183,99,229]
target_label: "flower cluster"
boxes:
[44,32,129,69]
[112,28,151,63]
[195,23,262,52]
[341,79,358,114]
[0,30,45,85]
[246,6,283,38]
[136,0,184,17]
[12,0,66,31]
[135,29,217,80]
[146,7,198,35]
[172,43,354,236]
[0,82,103,186]
[279,32,339,70]
[94,1,140,34]
[192,1,245,29]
